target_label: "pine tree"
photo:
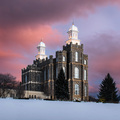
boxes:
[98,73,119,103]
[55,68,69,100]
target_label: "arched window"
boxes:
[63,67,65,73]
[84,70,87,80]
[63,56,65,62]
[84,60,87,65]
[75,52,78,62]
[74,67,79,79]
[85,86,87,97]
[75,84,79,95]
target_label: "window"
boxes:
[56,57,58,62]
[75,84,79,95]
[84,60,87,65]
[25,84,27,90]
[44,69,46,80]
[74,67,79,79]
[25,75,27,83]
[84,70,87,80]
[56,66,58,78]
[63,56,65,62]
[37,75,40,82]
[85,86,87,97]
[75,52,78,62]
[63,67,65,73]
[48,69,49,80]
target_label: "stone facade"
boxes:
[22,24,89,101]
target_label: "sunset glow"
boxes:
[1,0,120,96]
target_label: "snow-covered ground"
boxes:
[0,99,120,120]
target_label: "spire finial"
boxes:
[72,21,74,25]
[72,19,74,25]
[41,37,43,42]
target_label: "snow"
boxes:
[0,99,120,120]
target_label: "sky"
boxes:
[1,0,120,97]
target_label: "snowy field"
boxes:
[0,99,120,120]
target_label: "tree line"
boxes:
[0,73,24,98]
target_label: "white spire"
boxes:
[36,40,47,60]
[66,23,80,45]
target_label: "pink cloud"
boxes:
[0,25,64,82]
[0,25,64,51]
[0,0,120,28]
[1,0,120,95]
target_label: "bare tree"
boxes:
[16,82,25,99]
[0,73,17,98]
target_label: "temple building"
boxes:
[22,23,89,101]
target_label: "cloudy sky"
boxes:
[1,0,120,96]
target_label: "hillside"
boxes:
[0,99,120,120]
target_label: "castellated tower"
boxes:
[22,23,88,101]
[64,23,88,101]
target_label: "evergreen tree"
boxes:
[98,73,119,103]
[55,68,69,100]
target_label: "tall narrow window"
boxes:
[56,66,58,78]
[84,70,87,80]
[48,69,49,80]
[25,75,27,83]
[37,74,40,82]
[84,60,87,65]
[63,67,65,73]
[44,69,46,80]
[75,84,79,95]
[63,56,65,62]
[25,84,27,90]
[85,86,87,97]
[75,52,78,62]
[56,57,58,62]
[74,67,79,79]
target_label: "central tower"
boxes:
[66,23,80,45]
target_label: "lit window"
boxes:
[63,67,65,73]
[84,60,87,65]
[63,56,65,62]
[75,52,78,62]
[84,70,87,80]
[75,84,79,95]
[74,67,79,79]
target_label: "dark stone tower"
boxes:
[22,23,88,101]
[63,43,88,101]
